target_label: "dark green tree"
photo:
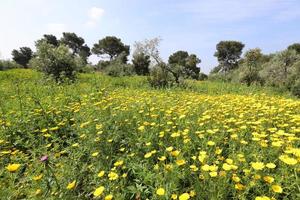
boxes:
[92,36,130,62]
[168,50,201,80]
[11,47,33,68]
[61,32,84,55]
[60,32,91,63]
[132,53,151,75]
[288,43,300,54]
[43,34,59,46]
[214,41,245,73]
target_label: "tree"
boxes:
[244,48,263,72]
[239,48,264,86]
[30,42,77,82]
[79,44,91,64]
[168,51,201,80]
[288,43,300,54]
[11,47,33,68]
[44,34,59,46]
[61,32,84,55]
[60,32,91,63]
[214,41,245,73]
[133,37,162,65]
[132,53,151,75]
[92,36,130,62]
[260,49,300,88]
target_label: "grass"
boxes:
[0,69,299,200]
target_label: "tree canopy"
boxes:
[11,47,33,68]
[214,41,245,73]
[92,36,130,61]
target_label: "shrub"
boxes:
[30,42,77,82]
[132,53,150,75]
[0,60,21,71]
[104,63,135,77]
[291,79,300,97]
[198,72,208,81]
[148,63,175,88]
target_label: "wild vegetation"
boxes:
[0,32,299,199]
[0,69,299,200]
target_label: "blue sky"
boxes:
[0,0,300,73]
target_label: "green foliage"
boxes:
[30,42,77,82]
[36,34,59,47]
[288,43,300,54]
[92,36,130,62]
[102,54,135,77]
[214,41,245,73]
[198,72,208,81]
[260,49,300,89]
[0,69,298,199]
[0,60,21,71]
[168,51,201,80]
[11,47,33,68]
[148,63,175,88]
[132,53,151,75]
[60,32,91,63]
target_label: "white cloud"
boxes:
[86,7,105,28]
[46,23,66,37]
[88,7,105,20]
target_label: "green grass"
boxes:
[0,69,299,200]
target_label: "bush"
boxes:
[104,63,135,77]
[0,60,21,71]
[148,63,175,88]
[30,42,77,82]
[291,79,300,97]
[198,72,208,81]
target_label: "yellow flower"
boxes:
[171,194,178,199]
[207,141,215,146]
[92,152,99,157]
[179,193,190,200]
[279,155,298,165]
[201,164,210,171]
[108,172,119,180]
[158,156,166,161]
[166,146,174,152]
[251,162,265,170]
[156,188,165,196]
[235,183,246,190]
[93,186,105,197]
[176,159,186,166]
[105,194,113,200]
[263,176,274,184]
[144,152,153,158]
[6,163,21,172]
[35,189,42,195]
[138,126,145,131]
[97,170,105,178]
[33,174,43,181]
[113,160,124,167]
[189,190,196,197]
[255,196,271,200]
[222,163,232,171]
[266,163,276,169]
[66,180,76,190]
[171,150,180,157]
[272,184,283,193]
[209,171,218,177]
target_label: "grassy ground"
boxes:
[0,69,299,200]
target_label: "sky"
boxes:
[0,0,300,73]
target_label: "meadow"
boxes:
[0,69,299,200]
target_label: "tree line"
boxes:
[0,32,299,96]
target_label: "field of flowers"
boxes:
[0,70,299,200]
